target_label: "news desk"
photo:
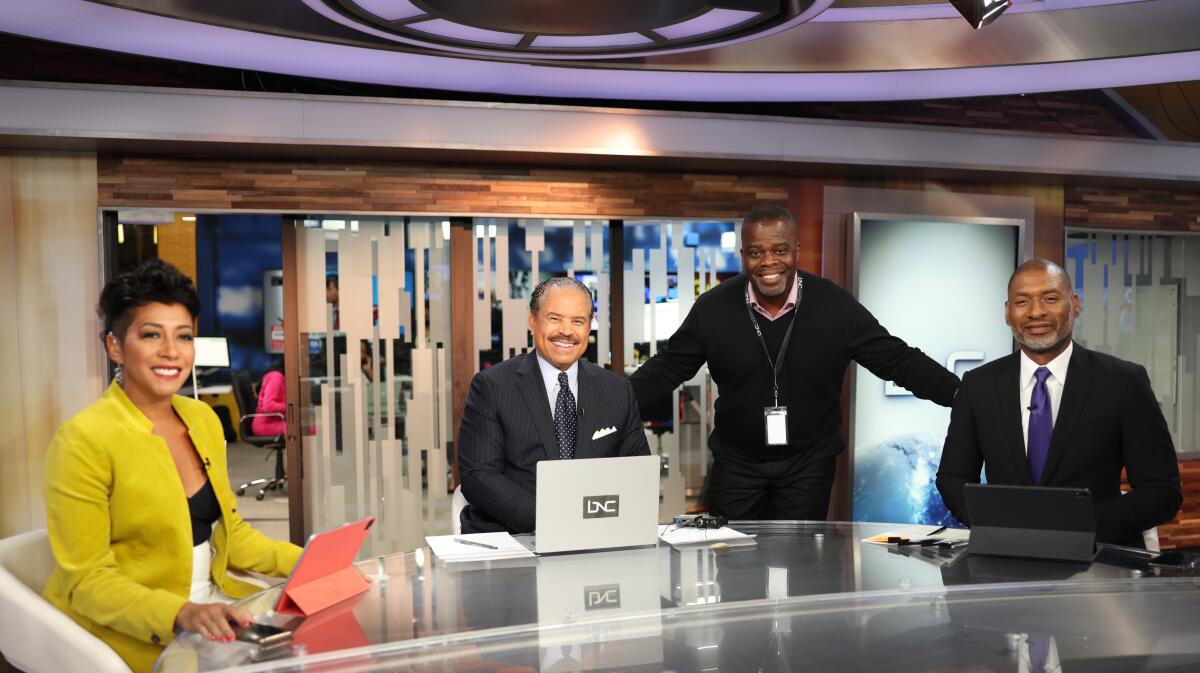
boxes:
[156,521,1200,672]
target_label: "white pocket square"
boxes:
[591,426,617,440]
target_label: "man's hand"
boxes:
[174,601,254,642]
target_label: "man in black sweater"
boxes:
[630,205,959,520]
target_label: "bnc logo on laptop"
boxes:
[585,584,621,610]
[582,494,620,519]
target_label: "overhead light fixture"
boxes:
[949,0,1012,29]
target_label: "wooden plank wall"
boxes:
[98,157,791,219]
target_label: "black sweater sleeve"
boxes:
[844,290,960,407]
[629,297,708,410]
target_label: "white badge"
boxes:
[764,406,788,446]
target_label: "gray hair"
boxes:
[529,276,594,318]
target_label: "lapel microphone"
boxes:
[202,457,211,471]
[577,406,585,418]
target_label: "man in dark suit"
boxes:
[937,259,1181,547]
[457,277,651,534]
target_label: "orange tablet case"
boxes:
[274,516,375,617]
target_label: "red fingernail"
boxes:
[209,636,217,641]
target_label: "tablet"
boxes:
[274,516,375,616]
[964,484,1096,562]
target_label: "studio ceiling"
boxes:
[2,0,1199,101]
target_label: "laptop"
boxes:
[535,454,659,554]
[964,484,1097,562]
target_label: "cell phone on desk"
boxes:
[236,623,293,649]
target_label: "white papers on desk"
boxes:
[657,524,757,548]
[862,525,970,546]
[425,533,535,563]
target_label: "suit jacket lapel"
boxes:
[993,352,1033,485]
[1041,343,1092,485]
[515,352,561,461]
[574,362,598,459]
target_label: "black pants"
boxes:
[706,449,838,521]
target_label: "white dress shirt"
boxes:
[1019,342,1073,455]
[535,352,579,418]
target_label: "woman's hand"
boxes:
[174,601,254,642]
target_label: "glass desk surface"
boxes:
[156,521,1200,672]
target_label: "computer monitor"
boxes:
[193,336,231,367]
[191,336,231,399]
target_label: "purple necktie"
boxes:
[1027,367,1052,484]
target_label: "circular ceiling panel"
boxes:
[323,0,827,58]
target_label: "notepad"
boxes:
[862,525,970,546]
[657,524,757,547]
[425,532,535,563]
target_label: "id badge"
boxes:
[764,406,788,446]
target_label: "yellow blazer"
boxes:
[43,382,302,673]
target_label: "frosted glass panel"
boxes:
[297,217,453,556]
[624,220,741,514]
[473,219,611,370]
[1067,231,1197,454]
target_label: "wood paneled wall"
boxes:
[99,157,790,219]
[0,151,104,537]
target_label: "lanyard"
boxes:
[744,275,803,406]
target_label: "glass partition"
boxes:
[1067,230,1200,455]
[623,220,741,514]
[295,217,453,555]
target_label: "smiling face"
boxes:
[528,286,592,371]
[740,219,799,299]
[1005,266,1080,364]
[105,301,196,409]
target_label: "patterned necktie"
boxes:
[1027,367,1053,484]
[554,371,577,460]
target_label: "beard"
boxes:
[1013,315,1075,352]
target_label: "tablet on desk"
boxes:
[274,516,375,617]
[964,484,1096,563]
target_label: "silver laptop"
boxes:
[535,454,659,554]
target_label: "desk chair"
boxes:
[231,370,286,501]
[0,530,132,673]
[451,485,469,535]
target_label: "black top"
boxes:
[188,479,221,546]
[630,272,960,462]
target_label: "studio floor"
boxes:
[225,440,292,542]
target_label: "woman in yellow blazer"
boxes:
[42,260,302,673]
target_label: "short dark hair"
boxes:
[743,204,794,229]
[529,276,594,318]
[97,259,200,341]
[1008,258,1073,295]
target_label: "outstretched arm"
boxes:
[629,301,709,411]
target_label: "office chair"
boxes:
[0,530,133,673]
[231,370,286,501]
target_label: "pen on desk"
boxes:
[454,537,499,550]
[926,526,948,537]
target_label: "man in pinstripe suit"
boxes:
[457,277,652,534]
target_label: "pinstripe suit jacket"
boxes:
[457,351,651,534]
